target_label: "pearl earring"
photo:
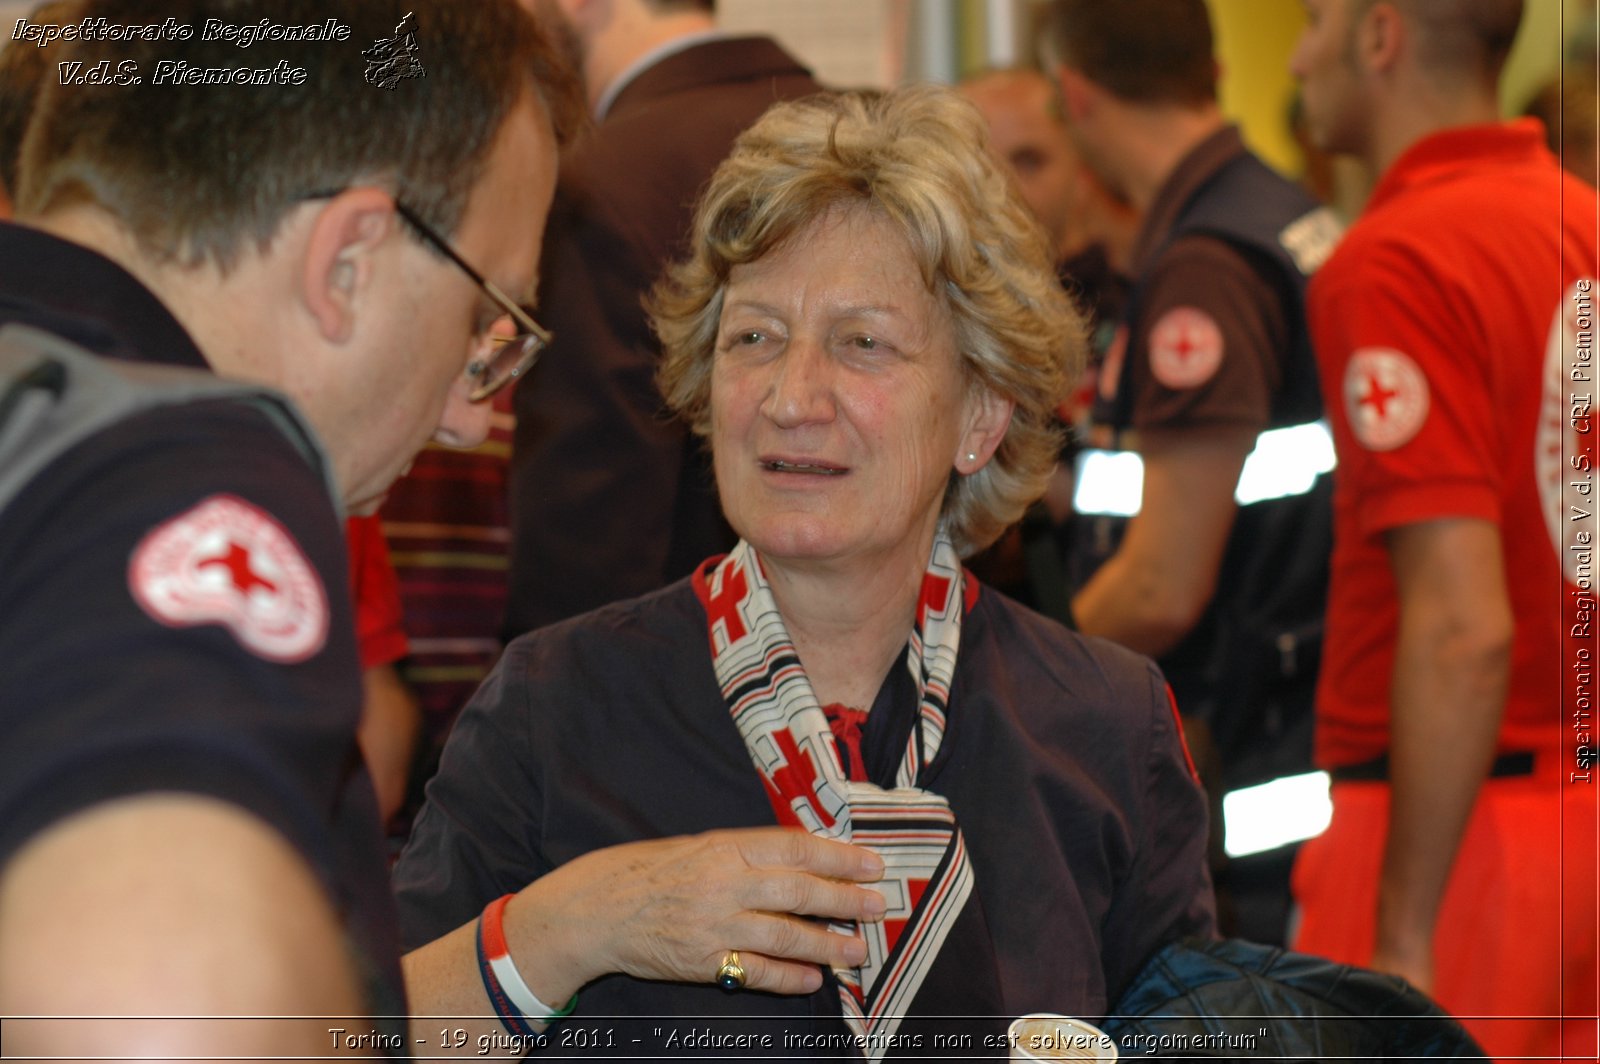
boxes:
[966,452,977,463]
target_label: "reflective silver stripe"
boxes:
[1222,771,1333,858]
[1234,420,1337,504]
[1072,420,1336,517]
[1072,448,1145,517]
[1278,206,1344,276]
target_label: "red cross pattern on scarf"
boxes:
[694,534,977,1061]
[763,728,838,830]
[701,556,750,649]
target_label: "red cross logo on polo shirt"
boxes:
[1357,372,1399,419]
[1344,348,1429,451]
[765,728,837,830]
[199,542,278,596]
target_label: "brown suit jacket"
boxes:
[506,37,820,636]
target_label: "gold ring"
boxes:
[715,950,747,991]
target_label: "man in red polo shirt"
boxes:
[1290,1,1598,1057]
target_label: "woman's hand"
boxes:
[509,827,886,1000]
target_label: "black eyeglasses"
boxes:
[389,201,551,402]
[302,190,551,402]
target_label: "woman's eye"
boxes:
[852,335,879,350]
[717,330,764,353]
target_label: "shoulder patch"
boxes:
[1343,348,1430,451]
[128,494,329,663]
[1278,206,1344,275]
[1148,306,1223,389]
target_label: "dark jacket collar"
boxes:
[1130,124,1248,275]
[0,221,205,368]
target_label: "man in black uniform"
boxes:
[1045,0,1342,941]
[0,1,578,1053]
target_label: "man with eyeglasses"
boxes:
[0,0,577,1054]
[386,200,553,405]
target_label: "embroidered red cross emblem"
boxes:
[1168,325,1200,360]
[1149,306,1222,389]
[1344,348,1428,451]
[199,542,276,595]
[703,562,749,644]
[766,728,836,829]
[1358,372,1398,419]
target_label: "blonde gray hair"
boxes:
[651,85,1086,557]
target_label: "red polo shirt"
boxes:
[1309,119,1598,767]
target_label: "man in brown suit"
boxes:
[506,0,821,635]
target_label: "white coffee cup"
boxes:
[1007,1013,1119,1062]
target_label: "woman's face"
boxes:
[710,206,1007,574]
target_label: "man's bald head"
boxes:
[1373,0,1523,84]
[959,68,1085,261]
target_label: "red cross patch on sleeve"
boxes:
[1148,306,1224,389]
[1343,348,1430,451]
[128,494,329,663]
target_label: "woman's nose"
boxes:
[761,337,836,428]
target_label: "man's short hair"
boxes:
[1044,0,1217,106]
[0,1,82,198]
[18,0,582,269]
[1389,0,1523,82]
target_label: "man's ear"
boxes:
[956,384,1015,475]
[299,187,398,344]
[1054,65,1096,124]
[1359,1,1405,76]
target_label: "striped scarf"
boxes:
[692,530,976,1059]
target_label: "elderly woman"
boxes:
[396,85,1213,1055]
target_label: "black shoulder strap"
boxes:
[0,322,338,514]
[1102,153,1342,430]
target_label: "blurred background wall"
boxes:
[0,0,1591,201]
[716,0,1592,195]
